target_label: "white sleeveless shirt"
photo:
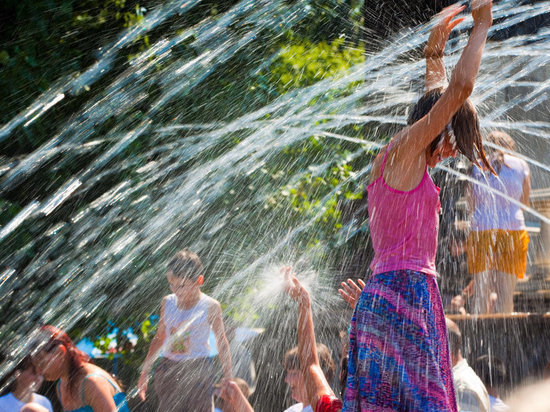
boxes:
[470,154,529,231]
[161,293,214,361]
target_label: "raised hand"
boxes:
[282,266,310,306]
[218,380,254,412]
[338,278,365,310]
[471,0,493,27]
[425,3,466,58]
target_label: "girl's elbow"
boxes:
[449,77,474,100]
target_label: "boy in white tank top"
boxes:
[138,249,232,412]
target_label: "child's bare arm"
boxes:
[138,297,167,401]
[210,301,233,379]
[521,163,531,206]
[425,4,465,91]
[391,0,492,163]
[283,267,336,408]
[219,380,254,412]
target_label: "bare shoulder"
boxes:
[204,294,222,315]
[369,148,386,184]
[81,366,119,393]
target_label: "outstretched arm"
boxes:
[391,0,493,163]
[219,380,254,412]
[425,4,465,91]
[283,267,337,410]
[338,278,365,310]
[521,163,531,206]
[210,301,233,380]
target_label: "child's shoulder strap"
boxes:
[80,373,121,405]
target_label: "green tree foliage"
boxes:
[0,1,375,381]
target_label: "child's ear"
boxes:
[56,344,67,357]
[196,275,204,286]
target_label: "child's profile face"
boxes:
[32,343,65,381]
[284,368,306,403]
[16,364,43,392]
[167,272,201,299]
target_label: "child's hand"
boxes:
[462,279,474,298]
[138,371,148,402]
[450,294,467,315]
[219,380,254,412]
[218,380,240,404]
[425,3,466,58]
[282,266,310,306]
[338,278,365,310]
[471,0,493,27]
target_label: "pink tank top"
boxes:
[367,144,441,276]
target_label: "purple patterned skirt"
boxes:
[344,270,457,412]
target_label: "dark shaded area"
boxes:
[449,314,550,392]
[362,0,455,46]
[362,0,550,46]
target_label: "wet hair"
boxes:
[486,130,516,174]
[168,249,204,280]
[408,88,494,173]
[473,355,507,388]
[34,325,89,394]
[283,343,336,383]
[445,318,462,357]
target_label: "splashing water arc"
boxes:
[0,0,549,410]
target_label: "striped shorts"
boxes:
[343,270,457,412]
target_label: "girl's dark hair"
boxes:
[408,88,494,173]
[473,355,507,388]
[38,325,90,394]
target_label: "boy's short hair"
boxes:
[168,249,204,280]
[445,318,463,357]
[283,343,336,382]
[473,355,507,388]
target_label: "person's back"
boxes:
[367,141,440,277]
[447,318,490,412]
[453,358,491,412]
[470,154,529,231]
[467,131,530,313]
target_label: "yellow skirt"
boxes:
[467,229,529,279]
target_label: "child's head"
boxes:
[283,344,335,404]
[0,355,43,396]
[30,325,89,390]
[485,130,516,173]
[408,88,492,172]
[472,355,507,390]
[167,249,205,298]
[215,378,251,412]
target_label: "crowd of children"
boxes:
[2,1,549,411]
